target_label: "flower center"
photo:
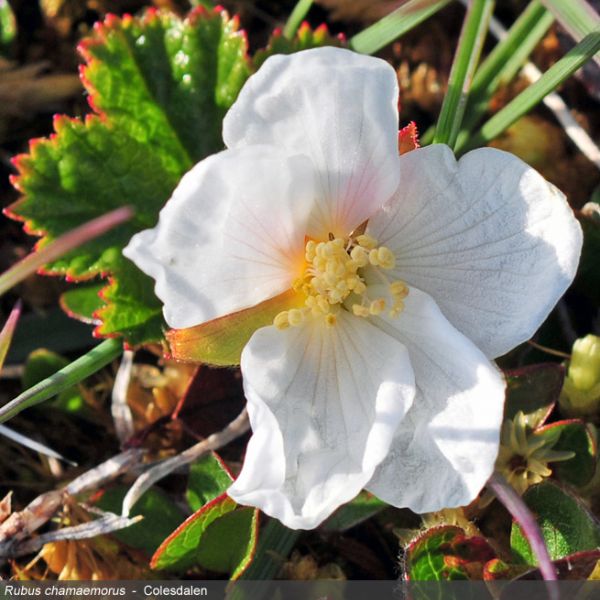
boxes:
[274,233,408,329]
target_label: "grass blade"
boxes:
[453,0,554,145]
[0,206,133,297]
[0,337,122,423]
[0,424,76,465]
[350,0,452,55]
[283,0,314,39]
[433,0,495,148]
[462,31,600,151]
[0,300,21,370]
[541,0,600,67]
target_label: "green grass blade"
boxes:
[449,0,554,148]
[461,31,600,152]
[0,337,122,423]
[350,0,452,55]
[283,0,314,39]
[541,0,600,52]
[433,0,495,148]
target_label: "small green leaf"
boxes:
[8,7,251,346]
[534,420,597,487]
[186,453,233,511]
[150,493,237,571]
[154,452,258,578]
[510,481,600,564]
[59,283,105,324]
[405,526,496,581]
[504,363,564,428]
[95,485,185,555]
[323,491,387,531]
[196,507,259,579]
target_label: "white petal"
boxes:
[366,286,505,512]
[367,145,583,359]
[223,47,400,239]
[123,145,316,328]
[229,312,415,529]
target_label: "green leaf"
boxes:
[59,283,105,324]
[95,485,185,555]
[0,338,122,423]
[534,420,597,487]
[186,453,233,511]
[323,491,387,531]
[153,452,258,578]
[433,0,494,148]
[150,493,237,571]
[510,481,600,564]
[462,31,600,151]
[253,22,343,70]
[349,0,452,55]
[196,507,259,579]
[405,525,496,581]
[504,363,564,429]
[8,7,251,345]
[22,348,85,415]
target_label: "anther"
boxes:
[352,304,370,317]
[356,234,378,249]
[369,298,386,315]
[274,312,290,330]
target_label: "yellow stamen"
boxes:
[273,233,408,328]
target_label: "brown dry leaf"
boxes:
[0,59,80,118]
[281,551,346,580]
[30,503,148,580]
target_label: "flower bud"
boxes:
[560,334,600,417]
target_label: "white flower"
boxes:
[123,47,582,529]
